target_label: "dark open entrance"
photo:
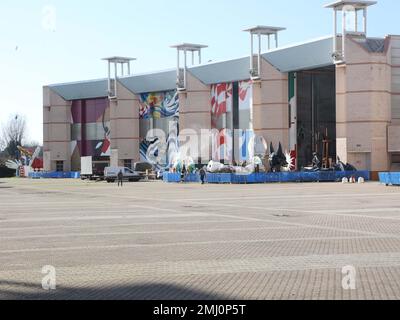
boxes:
[296,66,336,169]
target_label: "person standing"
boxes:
[117,169,124,187]
[181,164,187,183]
[199,167,206,185]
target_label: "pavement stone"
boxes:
[1,178,400,300]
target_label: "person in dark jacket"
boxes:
[199,167,206,185]
[117,170,124,187]
[181,164,186,183]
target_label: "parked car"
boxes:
[133,162,157,180]
[104,167,142,183]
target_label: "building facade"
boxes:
[43,1,400,178]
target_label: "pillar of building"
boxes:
[109,81,140,167]
[43,86,72,172]
[178,71,211,163]
[336,36,391,177]
[252,57,289,151]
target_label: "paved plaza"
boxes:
[1,178,400,300]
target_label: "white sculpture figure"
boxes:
[207,161,225,173]
[171,154,183,172]
[253,156,263,166]
[247,134,255,161]
[234,163,255,174]
[5,146,42,176]
[184,156,196,173]
[244,163,255,173]
[167,119,179,168]
[171,153,194,170]
[5,159,21,170]
[234,166,245,174]
[342,177,349,184]
[358,177,365,184]
[281,152,295,172]
[185,156,194,166]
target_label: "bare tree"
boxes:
[1,114,26,158]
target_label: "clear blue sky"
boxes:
[1,0,399,144]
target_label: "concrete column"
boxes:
[252,58,289,151]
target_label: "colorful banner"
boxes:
[211,83,232,161]
[238,80,253,161]
[70,98,111,158]
[139,90,179,119]
[139,90,179,168]
[211,83,232,129]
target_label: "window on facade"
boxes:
[391,154,400,171]
[56,161,64,172]
[392,154,400,163]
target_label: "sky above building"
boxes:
[1,0,399,144]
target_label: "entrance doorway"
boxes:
[296,66,336,169]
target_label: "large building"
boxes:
[43,1,400,178]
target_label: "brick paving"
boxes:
[1,178,400,300]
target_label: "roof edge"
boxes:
[47,67,177,88]
[265,35,333,54]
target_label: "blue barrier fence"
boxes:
[29,172,81,179]
[207,173,232,184]
[379,172,400,186]
[164,171,370,184]
[163,173,200,183]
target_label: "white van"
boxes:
[104,167,142,183]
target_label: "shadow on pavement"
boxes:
[0,280,230,300]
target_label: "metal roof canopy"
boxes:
[102,56,136,77]
[325,0,377,63]
[188,56,250,85]
[119,69,177,94]
[244,25,286,80]
[170,43,208,90]
[170,43,208,51]
[102,56,137,63]
[49,79,109,101]
[102,56,137,99]
[324,0,377,9]
[49,69,178,100]
[49,36,338,100]
[243,26,286,36]
[263,36,334,73]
